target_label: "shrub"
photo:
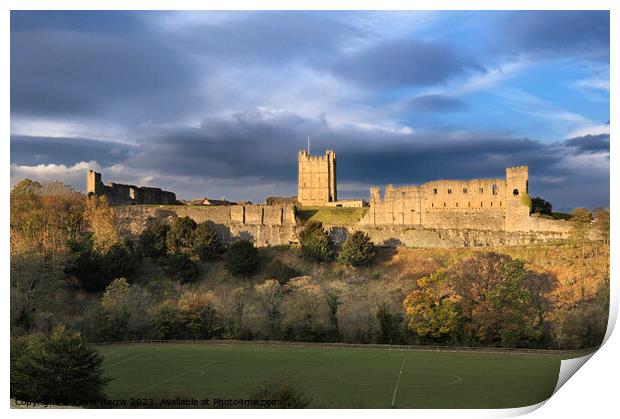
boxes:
[338,231,376,267]
[148,301,184,340]
[224,240,259,277]
[298,221,334,263]
[263,259,301,284]
[247,377,312,408]
[192,222,222,261]
[66,236,137,292]
[139,222,169,258]
[166,216,197,255]
[10,325,109,405]
[163,254,199,284]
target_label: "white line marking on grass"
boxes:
[391,358,406,408]
[106,352,144,368]
[128,367,205,398]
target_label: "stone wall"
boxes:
[116,204,298,247]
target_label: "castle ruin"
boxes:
[87,170,177,205]
[359,166,531,232]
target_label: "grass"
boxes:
[296,206,368,226]
[97,342,574,408]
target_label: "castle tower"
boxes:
[504,166,530,232]
[86,169,103,195]
[298,149,337,206]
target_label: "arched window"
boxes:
[448,188,452,194]
[456,202,459,208]
[513,189,519,196]
[492,184,498,195]
[443,202,446,207]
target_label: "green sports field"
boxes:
[98,342,569,409]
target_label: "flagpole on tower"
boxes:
[307,136,310,154]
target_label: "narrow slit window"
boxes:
[463,187,468,194]
[479,187,484,194]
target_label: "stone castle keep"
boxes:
[92,147,571,247]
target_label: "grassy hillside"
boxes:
[295,206,368,225]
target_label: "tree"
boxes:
[224,240,259,277]
[84,195,120,254]
[138,222,169,258]
[530,197,553,215]
[570,208,592,258]
[403,271,461,340]
[148,300,184,340]
[593,207,610,245]
[10,325,110,405]
[263,259,301,285]
[166,216,197,255]
[177,292,221,339]
[11,180,85,254]
[338,231,376,267]
[66,236,137,292]
[376,302,404,344]
[298,221,334,263]
[163,253,199,284]
[254,280,285,339]
[192,222,222,261]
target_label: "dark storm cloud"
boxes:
[10,135,136,166]
[565,134,610,154]
[12,109,609,211]
[333,39,483,88]
[174,11,363,66]
[499,11,610,58]
[10,12,202,123]
[407,94,467,113]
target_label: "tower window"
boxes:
[448,188,452,194]
[468,202,471,208]
[513,189,519,196]
[463,188,468,193]
[431,203,434,208]
[480,202,483,207]
[443,202,446,207]
[492,184,498,195]
[456,202,459,208]
[479,187,484,194]
[433,188,438,194]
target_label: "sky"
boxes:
[10,10,610,211]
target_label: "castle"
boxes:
[359,166,531,232]
[93,147,571,247]
[87,170,177,205]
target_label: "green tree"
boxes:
[298,221,334,263]
[376,303,404,344]
[66,236,137,292]
[224,240,259,277]
[338,231,376,267]
[166,216,197,255]
[138,222,169,258]
[148,300,184,340]
[530,196,553,215]
[10,325,110,405]
[192,222,222,261]
[263,259,301,284]
[84,195,121,254]
[163,253,199,284]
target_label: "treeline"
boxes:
[10,179,609,351]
